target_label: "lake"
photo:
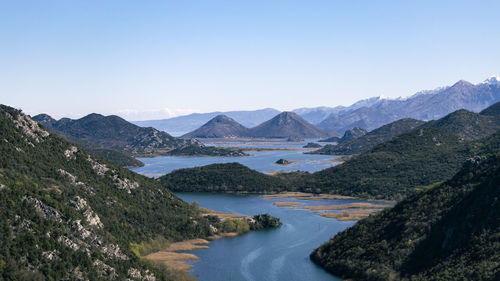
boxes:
[131,139,338,177]
[176,193,368,281]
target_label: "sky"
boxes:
[1,0,499,120]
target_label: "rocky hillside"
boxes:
[181,115,249,138]
[248,112,338,139]
[318,78,500,133]
[313,118,425,155]
[311,154,500,280]
[0,105,217,280]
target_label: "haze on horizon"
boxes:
[1,0,499,120]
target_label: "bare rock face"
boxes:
[7,112,50,143]
[102,244,128,260]
[42,250,59,261]
[128,268,156,281]
[64,146,78,160]
[93,260,118,280]
[22,196,64,223]
[87,156,109,176]
[112,174,139,193]
[69,197,104,228]
[58,169,95,195]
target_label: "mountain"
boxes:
[0,105,217,280]
[181,115,249,138]
[337,127,368,144]
[303,127,471,200]
[248,112,338,139]
[318,78,500,133]
[33,113,246,165]
[314,102,500,156]
[422,107,500,140]
[132,108,280,135]
[311,154,500,280]
[313,119,427,155]
[293,97,386,124]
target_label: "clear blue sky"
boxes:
[1,0,499,120]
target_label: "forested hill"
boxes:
[312,118,425,155]
[311,154,500,280]
[0,105,215,280]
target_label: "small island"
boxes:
[303,142,321,148]
[275,158,293,165]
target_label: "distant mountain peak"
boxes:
[452,79,473,87]
[211,114,236,123]
[484,76,500,85]
[181,114,249,138]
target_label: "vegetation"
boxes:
[0,105,217,280]
[248,214,283,230]
[311,154,500,280]
[32,113,246,165]
[161,127,500,201]
[312,118,425,155]
[165,145,247,157]
[87,148,144,167]
[159,163,290,193]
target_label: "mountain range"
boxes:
[133,108,280,136]
[182,111,338,139]
[317,77,500,132]
[162,101,500,201]
[131,76,500,136]
[32,113,246,166]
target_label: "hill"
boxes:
[0,105,217,280]
[312,118,425,155]
[337,127,368,144]
[132,108,280,135]
[248,112,338,139]
[33,113,245,164]
[318,78,500,133]
[421,108,500,140]
[311,154,500,280]
[159,163,289,193]
[300,127,471,200]
[181,115,249,138]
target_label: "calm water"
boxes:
[176,193,366,281]
[131,140,338,177]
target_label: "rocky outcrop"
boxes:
[87,156,110,176]
[64,146,78,160]
[23,196,64,223]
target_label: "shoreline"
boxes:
[143,209,248,274]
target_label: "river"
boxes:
[176,192,370,281]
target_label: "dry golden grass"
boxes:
[293,202,389,211]
[317,208,384,221]
[272,200,305,207]
[262,192,355,201]
[201,209,250,221]
[144,210,248,273]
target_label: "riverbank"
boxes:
[142,209,252,274]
